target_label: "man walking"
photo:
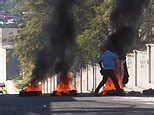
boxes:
[94,48,121,94]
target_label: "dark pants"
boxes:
[95,70,121,93]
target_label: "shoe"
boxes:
[116,89,126,96]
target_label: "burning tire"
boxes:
[52,90,78,96]
[19,90,42,97]
[103,89,126,96]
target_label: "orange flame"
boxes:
[55,73,76,95]
[101,63,124,95]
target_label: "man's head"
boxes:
[107,47,115,53]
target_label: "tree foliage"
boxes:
[72,0,113,70]
[135,0,153,50]
[13,0,52,85]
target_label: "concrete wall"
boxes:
[42,75,57,94]
[135,51,148,88]
[126,53,135,88]
[148,44,154,83]
[151,46,154,83]
[1,28,18,46]
[75,72,82,92]
[0,28,2,46]
[0,48,6,83]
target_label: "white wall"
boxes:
[136,51,148,87]
[76,72,82,93]
[150,45,154,83]
[126,53,135,88]
[0,48,6,83]
[6,80,19,94]
[81,68,88,92]
[87,65,94,92]
[0,28,2,46]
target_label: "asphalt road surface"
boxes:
[0,94,154,115]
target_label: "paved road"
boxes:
[1,95,154,115]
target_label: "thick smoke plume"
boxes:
[32,0,75,81]
[104,0,150,57]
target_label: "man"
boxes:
[94,48,121,94]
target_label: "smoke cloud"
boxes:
[104,0,150,57]
[31,0,150,82]
[32,0,76,81]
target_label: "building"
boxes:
[0,0,18,28]
[0,28,18,46]
[0,27,19,94]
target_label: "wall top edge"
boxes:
[146,44,154,47]
[133,50,147,53]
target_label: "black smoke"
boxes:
[31,0,76,81]
[104,0,150,57]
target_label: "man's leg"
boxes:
[110,72,121,93]
[94,77,108,93]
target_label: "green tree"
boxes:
[72,0,113,70]
[13,0,52,84]
[136,0,153,50]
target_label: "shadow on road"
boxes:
[1,94,154,115]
